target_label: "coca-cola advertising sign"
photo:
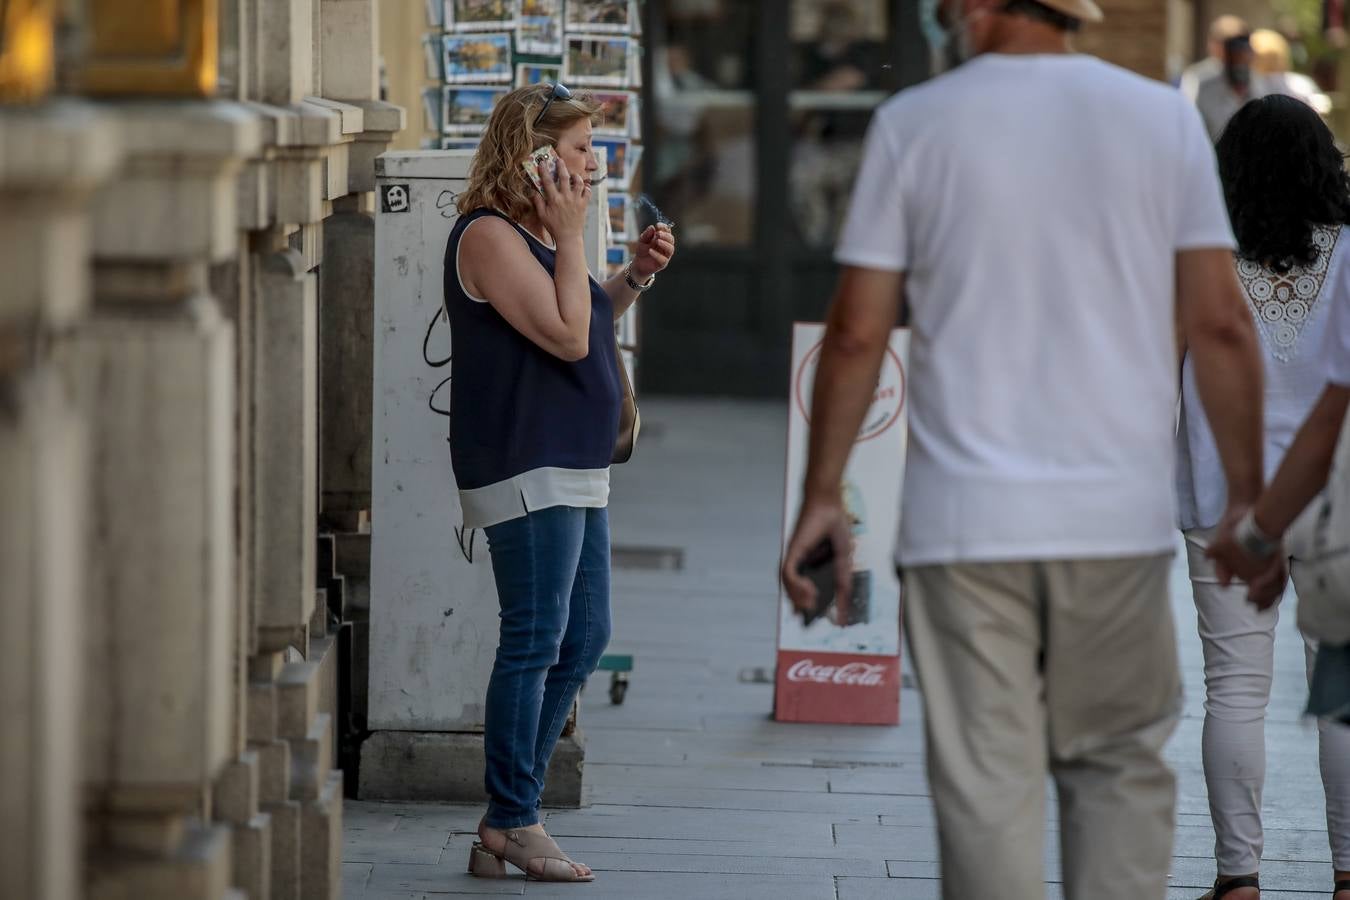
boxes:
[785,659,888,687]
[775,323,910,726]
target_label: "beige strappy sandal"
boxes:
[468,827,595,882]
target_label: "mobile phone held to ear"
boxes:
[522,145,559,191]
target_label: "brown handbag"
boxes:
[611,334,639,464]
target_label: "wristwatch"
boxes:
[1235,509,1279,560]
[623,261,655,292]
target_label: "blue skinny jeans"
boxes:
[482,505,611,828]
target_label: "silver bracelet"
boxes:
[1235,509,1279,560]
[623,261,655,292]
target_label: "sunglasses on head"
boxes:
[534,82,573,127]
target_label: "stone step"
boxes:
[275,660,321,740]
[358,730,583,805]
[264,799,301,900]
[289,713,333,803]
[230,814,271,900]
[301,772,344,900]
[88,822,232,900]
[311,633,339,731]
[214,751,261,826]
[253,738,291,808]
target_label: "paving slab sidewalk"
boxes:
[345,399,1336,900]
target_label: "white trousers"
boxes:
[1184,527,1350,874]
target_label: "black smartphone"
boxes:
[796,539,838,626]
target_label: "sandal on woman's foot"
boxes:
[1198,875,1260,900]
[468,827,595,882]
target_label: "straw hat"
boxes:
[1032,0,1104,24]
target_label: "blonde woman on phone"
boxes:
[445,83,675,883]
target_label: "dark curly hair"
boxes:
[1216,94,1350,273]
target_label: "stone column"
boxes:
[242,1,375,895]
[0,102,118,900]
[63,99,260,900]
[313,0,404,805]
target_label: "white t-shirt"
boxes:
[835,53,1235,567]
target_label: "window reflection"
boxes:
[651,0,756,246]
[789,0,894,247]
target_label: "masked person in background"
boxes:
[1195,33,1270,142]
[1181,15,1250,101]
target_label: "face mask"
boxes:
[1225,63,1251,88]
[921,0,988,70]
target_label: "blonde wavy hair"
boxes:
[456,84,603,221]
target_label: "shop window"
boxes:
[789,0,894,247]
[650,0,756,247]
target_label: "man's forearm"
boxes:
[1254,385,1349,536]
[1190,320,1265,505]
[802,322,888,504]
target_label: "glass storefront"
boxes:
[640,0,924,396]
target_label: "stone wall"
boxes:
[1079,0,1172,81]
[0,1,402,898]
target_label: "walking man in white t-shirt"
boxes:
[780,0,1272,896]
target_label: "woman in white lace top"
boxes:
[1177,94,1350,900]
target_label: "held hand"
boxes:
[530,156,590,241]
[1206,504,1273,585]
[631,224,676,281]
[1247,555,1289,611]
[781,495,854,623]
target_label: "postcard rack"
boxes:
[421,0,646,377]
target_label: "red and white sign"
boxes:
[775,323,910,726]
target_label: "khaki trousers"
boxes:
[903,556,1182,900]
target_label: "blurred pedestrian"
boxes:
[446,83,675,883]
[1195,33,1270,142]
[1182,15,1250,101]
[1251,28,1332,114]
[780,0,1272,896]
[1175,94,1350,900]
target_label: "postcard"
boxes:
[517,0,563,54]
[608,193,634,242]
[564,34,633,87]
[442,86,508,132]
[447,0,517,32]
[422,33,443,81]
[443,33,513,82]
[565,0,632,33]
[594,137,630,188]
[516,62,563,86]
[592,90,638,136]
[421,86,443,132]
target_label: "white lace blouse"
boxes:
[1176,224,1349,531]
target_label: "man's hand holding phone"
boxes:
[781,495,854,625]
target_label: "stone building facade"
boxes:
[1,1,400,898]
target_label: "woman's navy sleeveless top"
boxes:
[443,207,621,527]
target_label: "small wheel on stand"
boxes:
[609,672,629,705]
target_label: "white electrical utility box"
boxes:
[369,150,616,732]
